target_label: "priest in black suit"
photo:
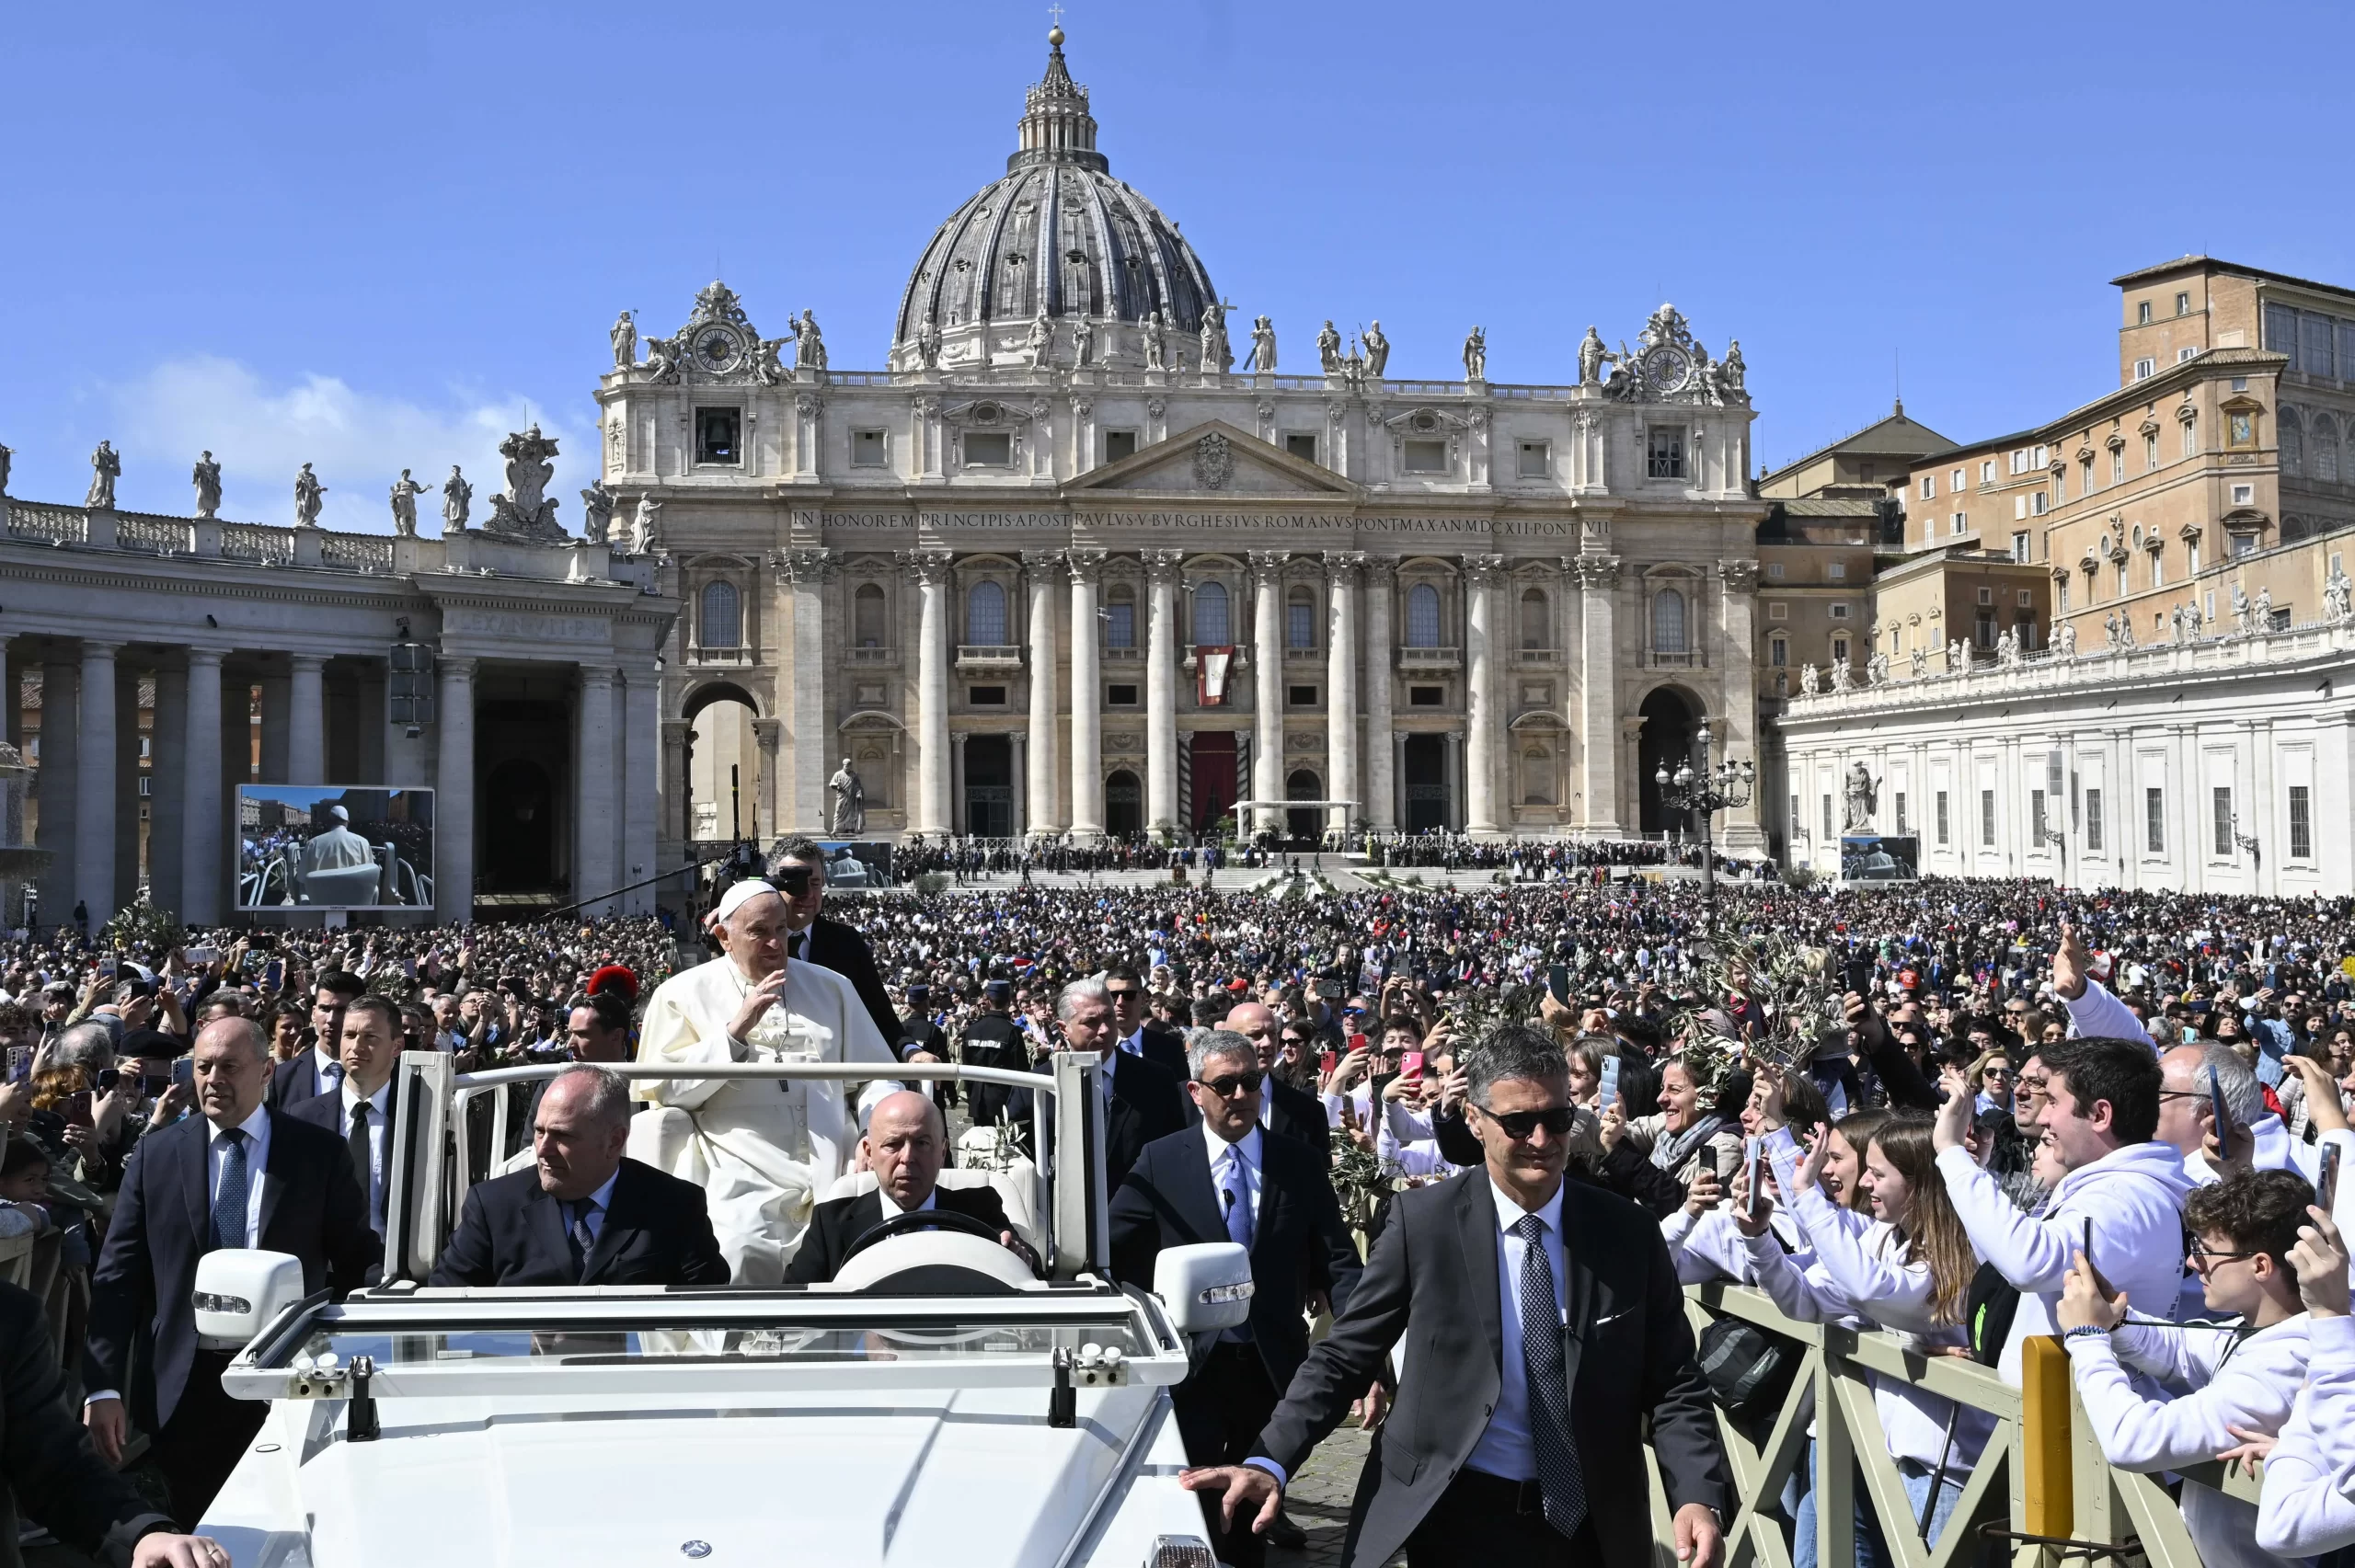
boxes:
[1002,980,1188,1191]
[1111,1032,1364,1567]
[1182,1025,1730,1568]
[786,1091,1035,1283]
[430,1064,729,1288]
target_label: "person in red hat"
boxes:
[586,964,639,1007]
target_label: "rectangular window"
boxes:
[2112,450,2125,484]
[2212,786,2234,855]
[1978,586,1994,606]
[137,774,152,796]
[2031,490,2049,516]
[969,684,1007,705]
[695,406,741,464]
[1768,601,1788,620]
[1403,439,1448,474]
[2291,785,2314,859]
[963,431,1013,466]
[1952,468,1965,491]
[1107,683,1138,705]
[2134,357,2156,381]
[1920,475,1936,500]
[2031,790,2048,842]
[1936,790,1950,846]
[2146,786,2166,852]
[2176,292,2191,315]
[1408,685,1444,706]
[1105,601,1135,647]
[1287,684,1318,706]
[852,429,888,466]
[2183,416,2198,457]
[2178,347,2199,364]
[1789,794,1801,839]
[1827,562,1847,580]
[2085,788,2104,852]
[1981,790,1996,848]
[1822,795,1833,841]
[1768,562,1786,578]
[2232,484,2254,505]
[1830,602,1850,619]
[1647,427,1686,478]
[1952,511,1967,536]
[1517,441,1550,477]
[2010,532,2030,562]
[1981,460,1996,484]
[2266,303,2300,364]
[2015,495,2028,521]
[2145,431,2160,469]
[2137,300,2154,324]
[1895,792,1908,835]
[2058,578,2071,612]
[2082,456,2095,494]
[1285,433,1318,464]
[1287,602,1314,648]
[2303,315,2338,380]
[1105,429,1139,463]
[1831,635,1849,663]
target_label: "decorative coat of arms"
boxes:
[1601,303,1748,407]
[1194,431,1234,490]
[485,425,569,542]
[637,280,789,388]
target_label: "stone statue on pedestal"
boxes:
[1463,326,1487,381]
[2254,586,2273,629]
[1072,315,1095,368]
[1028,312,1054,369]
[641,335,681,384]
[829,759,866,837]
[913,312,940,370]
[1949,639,1968,670]
[1910,646,1927,679]
[485,425,567,541]
[1361,320,1389,377]
[293,463,327,528]
[611,310,637,368]
[792,311,828,372]
[1719,339,1747,397]
[1799,662,1820,694]
[191,452,222,519]
[1842,761,1878,833]
[2232,582,2252,634]
[388,469,428,538]
[1866,651,1889,685]
[0,441,11,496]
[1141,311,1166,371]
[1830,659,1852,692]
[1198,316,1217,375]
[579,480,615,545]
[1317,320,1342,373]
[628,493,662,554]
[1249,315,1277,373]
[442,465,472,532]
[2057,620,2077,658]
[1578,326,1611,388]
[85,441,120,509]
[2326,564,2353,622]
[1995,628,2019,667]
[2102,612,2119,649]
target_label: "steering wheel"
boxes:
[839,1206,1007,1265]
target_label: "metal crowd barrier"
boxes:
[1648,1283,2257,1568]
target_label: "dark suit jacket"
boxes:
[794,913,902,1052]
[288,1077,428,1283]
[265,1048,338,1110]
[85,1108,378,1429]
[784,1185,1015,1285]
[429,1158,731,1288]
[1110,1127,1361,1393]
[1004,1050,1189,1191]
[1128,1023,1190,1079]
[1252,1170,1731,1568]
[1,1282,176,1563]
[1178,1077,1333,1162]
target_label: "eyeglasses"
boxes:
[1196,1070,1265,1098]
[1982,1068,2015,1081]
[1481,1105,1576,1141]
[2186,1237,2261,1267]
[775,868,818,897]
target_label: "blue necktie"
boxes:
[1218,1149,1254,1343]
[568,1199,601,1281]
[321,1060,345,1094]
[1514,1213,1587,1539]
[213,1130,250,1252]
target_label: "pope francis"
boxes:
[628,880,902,1282]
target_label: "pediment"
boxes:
[1068,419,1361,498]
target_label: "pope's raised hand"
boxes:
[729,967,790,1048]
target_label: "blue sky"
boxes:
[3,0,2348,532]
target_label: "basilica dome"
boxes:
[890,29,1217,372]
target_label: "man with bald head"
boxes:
[431,1065,729,1288]
[630,879,901,1282]
[84,1016,376,1521]
[786,1090,1036,1283]
[1222,1001,1333,1158]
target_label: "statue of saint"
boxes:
[629,493,663,554]
[1719,339,1747,396]
[1463,326,1487,382]
[913,312,941,370]
[829,758,866,837]
[442,465,472,532]
[1203,299,1235,372]
[85,441,121,509]
[579,480,615,545]
[1950,639,1968,670]
[1072,315,1096,368]
[1830,658,1852,692]
[1842,762,1878,833]
[1578,326,1611,387]
[1910,647,1927,679]
[792,310,828,372]
[1317,320,1341,373]
[1361,320,1389,377]
[2057,619,2078,658]
[642,334,680,384]
[2232,582,2252,634]
[1140,310,1166,371]
[1799,661,1820,694]
[293,463,327,528]
[0,441,11,496]
[388,468,428,537]
[1198,317,1217,375]
[2254,586,2273,628]
[191,451,222,519]
[611,309,637,369]
[1249,315,1277,373]
[1028,312,1055,369]
[2119,614,2135,648]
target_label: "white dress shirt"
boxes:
[1204,1123,1264,1233]
[339,1078,393,1232]
[309,1046,343,1097]
[209,1104,272,1249]
[1465,1175,1568,1483]
[874,1185,937,1218]
[569,1166,621,1248]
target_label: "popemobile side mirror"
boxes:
[1154,1242,1254,1337]
[194,1249,306,1351]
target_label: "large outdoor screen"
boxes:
[237,786,434,910]
[1839,833,1921,883]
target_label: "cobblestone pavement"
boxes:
[1269,1423,1404,1568]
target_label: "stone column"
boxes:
[778,549,838,833]
[1144,551,1181,837]
[434,657,476,924]
[752,718,782,842]
[1715,559,1766,853]
[1325,553,1362,835]
[36,655,75,924]
[950,731,969,833]
[258,671,290,783]
[287,654,327,783]
[1363,558,1397,832]
[904,550,953,837]
[1068,550,1107,838]
[660,720,690,841]
[1443,729,1465,831]
[181,650,224,924]
[1024,552,1062,835]
[622,669,660,914]
[1010,731,1028,836]
[75,640,121,923]
[112,663,139,912]
[150,664,189,916]
[1248,551,1287,831]
[575,668,617,915]
[1573,556,1623,833]
[1463,555,1503,836]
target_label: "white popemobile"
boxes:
[183,1050,1252,1568]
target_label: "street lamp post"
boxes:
[1654,718,1755,919]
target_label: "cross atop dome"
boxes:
[1016,18,1103,173]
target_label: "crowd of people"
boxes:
[7,855,2355,1565]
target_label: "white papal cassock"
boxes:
[626,955,899,1283]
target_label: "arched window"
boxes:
[2180,412,2198,459]
[853,584,886,647]
[1519,587,1549,650]
[1286,587,1315,649]
[966,579,1007,644]
[1104,586,1136,648]
[1191,581,1231,645]
[2281,408,2305,477]
[1652,588,1687,654]
[2315,414,2341,483]
[700,580,741,648]
[1405,583,1442,647]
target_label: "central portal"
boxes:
[963,734,1013,837]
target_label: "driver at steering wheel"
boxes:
[786,1092,1039,1283]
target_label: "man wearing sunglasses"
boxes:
[765,839,922,1062]
[1185,1024,1729,1568]
[1112,1031,1363,1568]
